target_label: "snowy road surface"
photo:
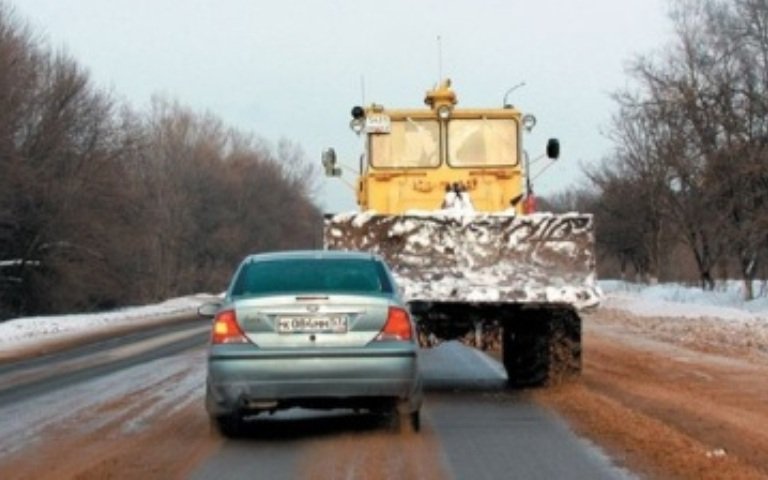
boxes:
[0,320,209,407]
[0,281,766,478]
[191,343,629,480]
[0,324,630,479]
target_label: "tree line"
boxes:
[549,0,768,299]
[6,0,766,318]
[0,4,322,319]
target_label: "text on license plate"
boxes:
[277,316,347,334]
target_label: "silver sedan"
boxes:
[199,250,423,437]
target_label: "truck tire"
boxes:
[548,308,582,384]
[502,308,581,387]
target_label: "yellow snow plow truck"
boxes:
[322,80,599,386]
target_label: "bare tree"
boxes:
[0,4,322,318]
[124,98,322,300]
[598,0,768,293]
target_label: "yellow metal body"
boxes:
[356,81,525,214]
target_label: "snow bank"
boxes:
[0,294,215,349]
[600,280,768,321]
[2,280,767,355]
[598,280,768,355]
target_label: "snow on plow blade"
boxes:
[324,212,600,310]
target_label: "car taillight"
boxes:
[376,307,413,341]
[211,309,248,344]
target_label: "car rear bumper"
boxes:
[206,348,422,416]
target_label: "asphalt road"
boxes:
[0,318,209,406]
[0,322,633,479]
[191,343,632,480]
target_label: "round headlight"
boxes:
[522,114,537,132]
[349,117,365,134]
[437,105,452,120]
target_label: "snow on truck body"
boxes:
[325,211,599,309]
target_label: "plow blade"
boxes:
[324,212,600,311]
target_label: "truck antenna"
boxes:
[503,82,526,108]
[437,35,443,81]
[360,75,366,105]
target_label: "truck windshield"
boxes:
[448,118,518,167]
[370,119,440,168]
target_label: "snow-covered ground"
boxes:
[598,280,768,355]
[601,280,768,318]
[0,295,215,355]
[0,282,766,356]
[0,348,206,458]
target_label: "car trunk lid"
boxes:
[234,294,392,348]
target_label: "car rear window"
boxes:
[230,258,394,296]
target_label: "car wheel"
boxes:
[387,407,420,434]
[410,409,421,432]
[212,413,243,438]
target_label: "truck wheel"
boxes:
[502,308,581,387]
[502,318,548,387]
[547,309,582,384]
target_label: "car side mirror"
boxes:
[198,302,221,318]
[321,148,342,177]
[546,138,560,160]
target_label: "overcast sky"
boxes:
[15,0,671,212]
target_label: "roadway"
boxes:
[0,318,632,479]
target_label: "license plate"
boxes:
[276,316,347,334]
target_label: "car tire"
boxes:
[410,409,421,432]
[387,407,420,434]
[212,413,243,438]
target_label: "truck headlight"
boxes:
[349,117,365,134]
[522,114,537,132]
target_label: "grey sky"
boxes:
[15,0,671,211]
